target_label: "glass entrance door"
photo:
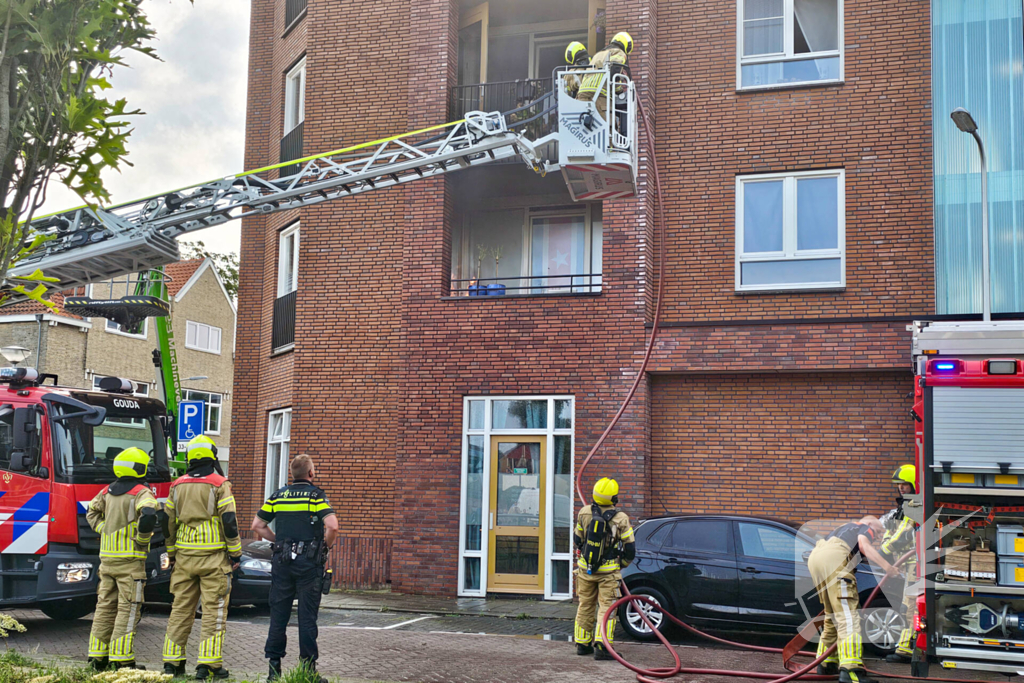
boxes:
[488,436,546,593]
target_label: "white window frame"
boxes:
[105,317,148,340]
[93,378,150,427]
[284,57,306,133]
[736,0,844,91]
[265,409,292,499]
[277,223,300,298]
[185,320,223,355]
[458,395,575,600]
[182,389,223,435]
[735,168,846,292]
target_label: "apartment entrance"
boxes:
[488,436,546,592]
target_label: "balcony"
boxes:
[279,122,304,179]
[284,0,307,29]
[450,79,556,144]
[451,273,602,297]
[272,290,296,351]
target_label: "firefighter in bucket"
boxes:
[573,477,636,660]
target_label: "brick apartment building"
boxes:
[232,0,1024,597]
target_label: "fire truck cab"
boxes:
[0,368,173,619]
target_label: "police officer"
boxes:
[573,477,635,661]
[563,40,591,97]
[251,454,338,682]
[808,516,897,683]
[881,464,919,664]
[86,448,159,671]
[162,435,242,680]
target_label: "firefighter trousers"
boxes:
[265,554,324,664]
[808,537,863,671]
[163,553,233,668]
[896,567,919,656]
[88,559,146,662]
[574,570,620,646]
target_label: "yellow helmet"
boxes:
[611,31,634,54]
[565,41,589,65]
[592,477,619,506]
[187,434,218,463]
[112,447,150,479]
[892,464,916,493]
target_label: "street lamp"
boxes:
[0,346,32,366]
[951,107,990,321]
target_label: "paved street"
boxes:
[2,605,1005,683]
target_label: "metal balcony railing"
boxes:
[284,0,307,28]
[272,290,297,350]
[450,273,602,297]
[450,79,556,143]
[279,122,304,178]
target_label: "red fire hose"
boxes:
[572,96,989,683]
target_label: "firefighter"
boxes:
[573,477,635,661]
[85,448,159,671]
[576,31,633,126]
[162,435,242,680]
[251,454,338,682]
[881,464,919,664]
[808,516,897,683]
[563,40,591,97]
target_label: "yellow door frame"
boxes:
[487,435,546,593]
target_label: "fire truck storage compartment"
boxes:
[931,386,1024,475]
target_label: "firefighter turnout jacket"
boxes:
[576,44,627,104]
[165,469,242,557]
[87,478,159,560]
[881,504,920,657]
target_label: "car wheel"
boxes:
[619,586,670,642]
[39,596,96,621]
[862,606,905,655]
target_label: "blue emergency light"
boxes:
[935,362,956,371]
[930,359,962,374]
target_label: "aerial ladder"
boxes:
[2,66,638,450]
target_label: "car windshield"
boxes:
[50,400,170,483]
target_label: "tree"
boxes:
[0,0,165,309]
[180,240,238,300]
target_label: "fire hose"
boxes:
[571,96,990,683]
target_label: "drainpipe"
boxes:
[34,313,43,371]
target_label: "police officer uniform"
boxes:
[86,448,158,670]
[258,478,334,679]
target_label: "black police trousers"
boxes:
[264,554,324,663]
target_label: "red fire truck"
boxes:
[911,320,1024,676]
[0,367,173,619]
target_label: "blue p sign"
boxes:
[178,400,205,442]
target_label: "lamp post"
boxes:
[0,346,32,367]
[951,107,990,321]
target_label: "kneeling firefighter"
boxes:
[85,448,159,670]
[573,477,635,660]
[162,435,242,680]
[880,464,920,664]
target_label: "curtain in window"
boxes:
[933,0,1024,314]
[793,0,838,53]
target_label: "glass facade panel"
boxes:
[553,435,573,555]
[495,442,541,527]
[555,399,572,429]
[741,56,840,88]
[743,180,784,252]
[492,400,548,429]
[465,436,484,551]
[495,537,539,575]
[933,0,1024,314]
[468,400,484,430]
[796,177,839,250]
[740,258,841,286]
[464,557,481,591]
[551,560,571,595]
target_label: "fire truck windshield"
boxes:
[49,400,171,484]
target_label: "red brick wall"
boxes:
[651,372,914,522]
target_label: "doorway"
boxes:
[488,436,546,593]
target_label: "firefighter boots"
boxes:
[594,642,615,661]
[839,669,877,683]
[194,665,230,680]
[87,657,108,672]
[164,662,187,677]
[816,661,839,676]
[886,652,912,664]
[576,643,594,656]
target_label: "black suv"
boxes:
[618,515,903,654]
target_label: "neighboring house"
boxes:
[232,0,1018,598]
[0,258,236,472]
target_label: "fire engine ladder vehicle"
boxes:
[910,320,1024,676]
[0,66,637,618]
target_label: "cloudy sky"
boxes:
[41,0,250,256]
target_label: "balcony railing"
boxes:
[272,290,297,350]
[279,122,304,178]
[284,0,307,28]
[450,273,602,298]
[450,79,556,144]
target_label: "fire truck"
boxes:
[910,320,1024,676]
[0,367,173,619]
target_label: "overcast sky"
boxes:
[41,0,250,256]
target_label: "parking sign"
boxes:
[178,400,205,442]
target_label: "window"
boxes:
[181,389,223,435]
[0,407,13,471]
[667,520,732,554]
[736,169,844,291]
[185,321,222,354]
[265,409,291,498]
[92,379,150,427]
[738,523,813,562]
[277,223,300,298]
[738,0,842,89]
[284,58,305,133]
[105,318,148,339]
